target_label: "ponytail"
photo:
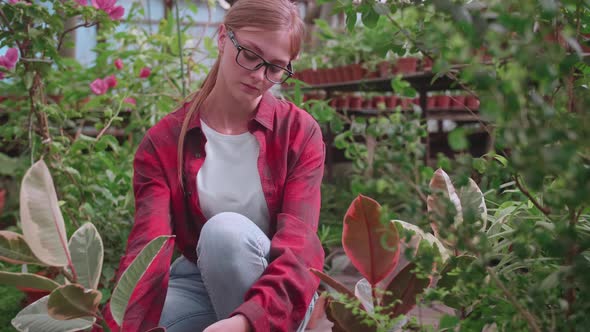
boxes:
[177,59,220,192]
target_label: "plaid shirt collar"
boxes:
[186,91,277,132]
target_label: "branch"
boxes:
[487,267,541,332]
[57,21,98,51]
[513,175,551,216]
[0,8,25,54]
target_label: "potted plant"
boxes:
[0,160,172,331]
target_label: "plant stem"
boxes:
[487,267,541,332]
[513,175,551,216]
[57,21,98,51]
[174,0,186,98]
[565,207,581,318]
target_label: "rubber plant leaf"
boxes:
[67,223,104,290]
[20,160,70,267]
[0,230,45,265]
[382,263,431,318]
[0,271,60,291]
[12,295,95,332]
[342,194,400,286]
[47,284,102,320]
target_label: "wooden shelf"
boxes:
[335,107,480,122]
[293,71,460,93]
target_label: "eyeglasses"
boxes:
[227,29,294,84]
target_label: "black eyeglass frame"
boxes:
[227,29,294,84]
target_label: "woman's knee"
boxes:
[197,212,266,258]
[197,212,269,260]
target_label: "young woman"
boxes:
[101,0,326,331]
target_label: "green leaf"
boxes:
[346,10,357,32]
[437,255,476,308]
[67,223,104,290]
[326,298,377,332]
[47,284,102,320]
[0,231,45,265]
[12,296,95,332]
[439,314,460,329]
[110,235,173,326]
[427,168,463,241]
[390,76,416,97]
[342,195,400,286]
[20,160,70,267]
[373,2,391,16]
[458,178,488,230]
[0,271,60,292]
[361,4,379,28]
[391,220,450,263]
[448,127,469,151]
[0,152,20,176]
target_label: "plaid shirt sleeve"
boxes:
[232,118,326,331]
[101,133,175,331]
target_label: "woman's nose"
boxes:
[249,65,266,82]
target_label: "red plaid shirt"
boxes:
[101,92,326,331]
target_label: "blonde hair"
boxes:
[177,0,304,191]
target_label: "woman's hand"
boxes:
[203,314,252,332]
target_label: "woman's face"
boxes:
[216,25,293,104]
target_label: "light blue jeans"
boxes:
[159,212,317,332]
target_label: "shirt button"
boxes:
[195,152,201,158]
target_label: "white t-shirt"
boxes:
[197,120,270,236]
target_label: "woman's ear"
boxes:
[217,24,227,54]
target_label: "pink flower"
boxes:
[91,0,115,9]
[0,72,5,80]
[8,0,31,5]
[90,78,108,95]
[0,48,19,70]
[139,67,151,79]
[91,0,125,20]
[114,58,123,70]
[107,6,124,20]
[105,74,117,88]
[123,97,136,106]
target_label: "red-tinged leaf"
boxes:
[0,189,5,216]
[309,268,355,299]
[326,297,377,332]
[342,195,400,286]
[0,231,45,265]
[47,284,102,320]
[383,263,431,318]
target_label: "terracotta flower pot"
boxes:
[393,57,419,75]
[421,57,434,72]
[362,97,372,109]
[451,95,467,110]
[347,64,366,81]
[466,96,480,110]
[378,61,392,78]
[349,95,363,110]
[435,95,451,109]
[336,96,349,109]
[427,96,437,109]
[386,95,398,109]
[372,95,386,109]
[399,98,412,110]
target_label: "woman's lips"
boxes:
[241,82,259,93]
